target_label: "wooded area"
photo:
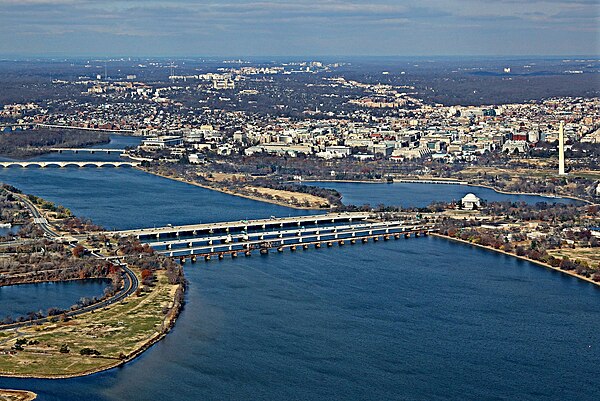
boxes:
[0,128,108,157]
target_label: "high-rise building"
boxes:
[558,121,566,175]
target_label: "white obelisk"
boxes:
[558,121,566,175]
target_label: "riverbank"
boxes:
[464,182,592,205]
[432,233,600,288]
[0,389,36,400]
[302,178,592,205]
[137,168,329,210]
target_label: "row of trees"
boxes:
[444,226,600,282]
[0,239,122,287]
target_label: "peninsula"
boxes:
[0,185,186,378]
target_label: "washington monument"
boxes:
[558,121,566,175]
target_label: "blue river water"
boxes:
[0,238,598,400]
[0,280,110,319]
[0,136,317,229]
[0,140,598,400]
[307,181,579,207]
[0,167,316,230]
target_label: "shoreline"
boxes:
[0,275,110,289]
[431,233,600,288]
[0,389,37,400]
[136,168,327,211]
[463,182,592,205]
[301,178,592,205]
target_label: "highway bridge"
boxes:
[110,212,433,260]
[49,147,126,154]
[156,221,431,259]
[0,123,136,134]
[111,212,372,239]
[150,221,411,249]
[0,161,140,168]
[36,123,136,134]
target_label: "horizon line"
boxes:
[0,54,599,61]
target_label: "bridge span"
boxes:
[49,147,126,154]
[102,212,433,260]
[158,221,431,259]
[110,212,372,240]
[0,161,140,168]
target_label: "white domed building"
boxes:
[461,193,481,210]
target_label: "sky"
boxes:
[0,0,598,57]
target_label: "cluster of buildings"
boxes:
[2,66,598,168]
[232,98,599,164]
[0,103,39,119]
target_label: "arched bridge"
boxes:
[0,161,140,168]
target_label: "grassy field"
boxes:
[244,185,329,208]
[549,247,600,269]
[0,268,181,378]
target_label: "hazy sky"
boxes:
[0,0,598,56]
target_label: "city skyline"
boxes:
[1,0,599,57]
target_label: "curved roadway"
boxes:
[0,196,139,330]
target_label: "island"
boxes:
[0,389,36,401]
[0,128,109,159]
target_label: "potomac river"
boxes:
[0,137,598,400]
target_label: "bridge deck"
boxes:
[0,161,139,168]
[50,148,126,152]
[111,212,372,238]
[163,223,431,257]
[147,221,415,249]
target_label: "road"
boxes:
[0,259,138,330]
[0,195,140,330]
[16,194,59,239]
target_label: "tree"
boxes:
[80,347,101,356]
[72,245,85,258]
[560,257,575,271]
